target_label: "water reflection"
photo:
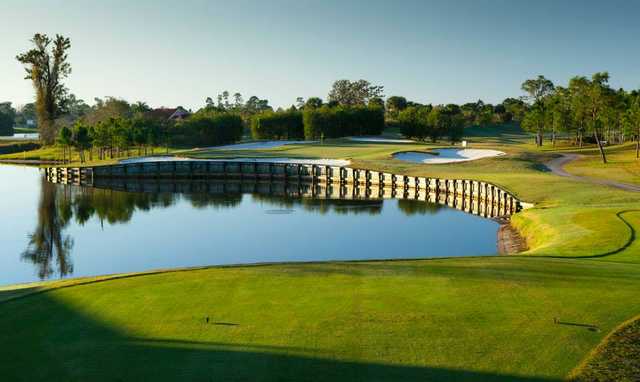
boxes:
[22,178,74,279]
[9,172,497,285]
[21,179,448,280]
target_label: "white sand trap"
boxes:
[207,140,315,150]
[120,156,349,166]
[348,137,414,143]
[394,149,505,164]
[0,133,39,140]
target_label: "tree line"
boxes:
[520,73,640,162]
[54,98,245,163]
[13,33,640,165]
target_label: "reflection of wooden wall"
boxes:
[44,161,521,218]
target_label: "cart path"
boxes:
[546,154,640,193]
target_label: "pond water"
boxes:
[0,165,499,286]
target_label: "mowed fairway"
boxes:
[1,257,640,381]
[2,125,640,381]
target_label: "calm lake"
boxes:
[0,165,499,286]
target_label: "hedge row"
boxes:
[0,142,40,155]
[175,112,244,146]
[251,111,304,140]
[303,106,384,140]
[249,106,385,141]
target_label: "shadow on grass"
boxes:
[0,286,42,303]
[0,290,560,382]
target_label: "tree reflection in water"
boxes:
[22,178,75,279]
[23,178,444,280]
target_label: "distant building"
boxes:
[147,106,191,121]
[26,119,36,127]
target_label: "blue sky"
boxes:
[1,0,639,110]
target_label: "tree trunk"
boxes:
[636,128,639,159]
[594,131,607,164]
[579,131,583,148]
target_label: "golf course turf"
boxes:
[1,125,639,381]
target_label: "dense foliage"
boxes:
[251,110,304,140]
[176,111,244,146]
[0,102,15,136]
[520,72,640,162]
[327,79,384,106]
[54,99,244,163]
[398,104,465,143]
[303,106,385,140]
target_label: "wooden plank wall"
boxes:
[44,161,522,218]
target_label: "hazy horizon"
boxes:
[2,0,639,110]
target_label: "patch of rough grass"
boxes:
[570,315,640,381]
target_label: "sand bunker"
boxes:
[348,137,414,143]
[393,149,505,164]
[207,140,315,150]
[120,156,349,167]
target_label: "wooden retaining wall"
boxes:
[44,161,522,218]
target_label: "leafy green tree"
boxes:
[546,88,572,147]
[131,101,152,115]
[56,125,72,163]
[568,76,590,147]
[502,98,527,122]
[398,106,431,140]
[16,34,72,144]
[15,103,37,127]
[83,97,132,126]
[521,75,555,146]
[233,93,244,109]
[584,72,613,163]
[305,97,323,109]
[521,107,545,145]
[368,97,385,109]
[60,94,91,121]
[327,79,384,106]
[386,96,408,118]
[625,96,640,159]
[71,121,91,163]
[0,102,16,136]
[92,121,112,160]
[475,106,494,126]
[113,118,133,156]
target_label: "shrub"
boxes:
[302,106,384,140]
[398,106,431,140]
[0,112,15,136]
[178,112,243,146]
[251,111,303,140]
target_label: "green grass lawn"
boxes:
[13,127,38,134]
[2,257,640,381]
[562,144,640,186]
[1,124,639,380]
